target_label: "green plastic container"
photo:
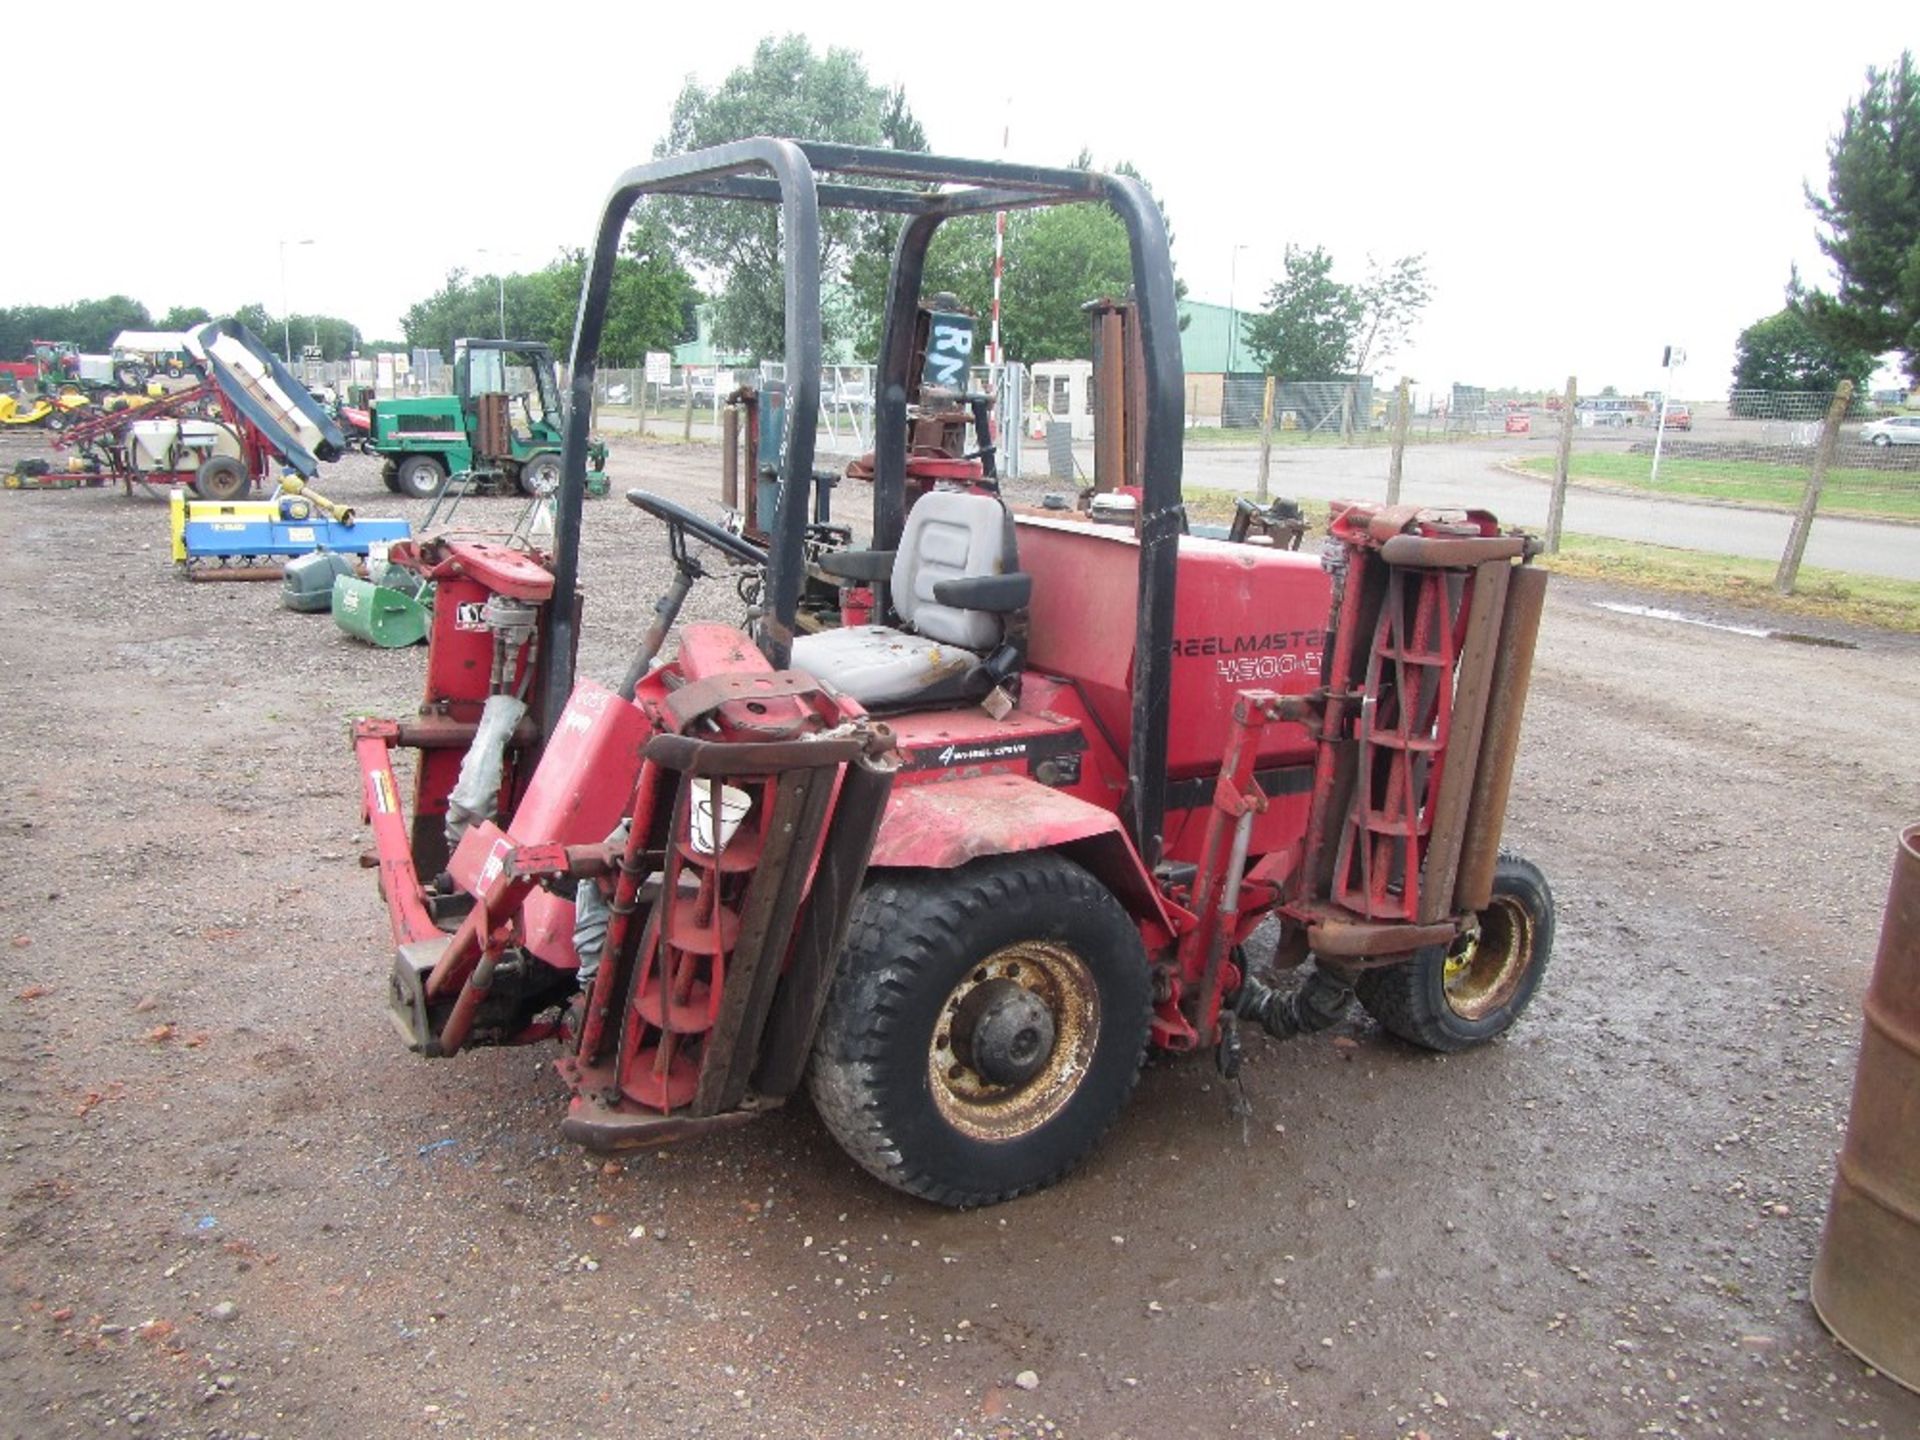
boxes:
[332,572,432,647]
[282,551,358,612]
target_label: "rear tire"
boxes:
[808,854,1152,1207]
[518,452,561,498]
[1355,853,1554,1053]
[394,454,448,500]
[193,455,250,501]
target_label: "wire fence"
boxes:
[584,361,1030,474]
[290,341,1917,573]
[1200,374,1528,441]
[1538,392,1920,526]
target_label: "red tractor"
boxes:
[355,140,1555,1207]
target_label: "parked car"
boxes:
[1859,415,1920,447]
[1662,403,1692,431]
[1577,398,1638,427]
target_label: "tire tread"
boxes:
[808,855,1149,1207]
[1354,851,1554,1054]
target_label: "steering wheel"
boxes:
[626,488,769,566]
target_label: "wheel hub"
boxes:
[1442,895,1532,1020]
[952,979,1056,1086]
[927,941,1100,1143]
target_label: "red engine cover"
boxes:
[1014,515,1328,777]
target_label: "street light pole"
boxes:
[477,249,515,339]
[1226,242,1251,421]
[278,237,314,365]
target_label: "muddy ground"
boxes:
[2,431,1918,1440]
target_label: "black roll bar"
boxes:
[545,139,1184,865]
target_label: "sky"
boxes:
[8,3,1912,398]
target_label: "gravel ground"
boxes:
[2,429,1919,1440]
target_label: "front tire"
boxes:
[394,454,448,500]
[808,854,1152,1207]
[1355,853,1554,1053]
[1871,433,1892,448]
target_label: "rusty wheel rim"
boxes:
[1442,894,1533,1021]
[928,942,1099,1142]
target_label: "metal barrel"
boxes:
[1812,821,1920,1392]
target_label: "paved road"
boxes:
[1178,436,1919,581]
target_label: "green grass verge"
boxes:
[1518,452,1920,521]
[1541,534,1920,634]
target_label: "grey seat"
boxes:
[791,490,1029,707]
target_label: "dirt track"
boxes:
[3,431,1918,1440]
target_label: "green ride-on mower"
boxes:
[369,337,600,499]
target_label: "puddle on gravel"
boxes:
[1592,601,1860,649]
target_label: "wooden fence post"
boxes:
[1545,374,1576,554]
[1386,376,1411,504]
[1775,379,1854,595]
[1256,374,1276,502]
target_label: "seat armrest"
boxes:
[817,548,895,583]
[932,573,1032,613]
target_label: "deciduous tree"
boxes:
[1243,247,1430,381]
[1348,253,1431,377]
[399,228,696,366]
[655,35,929,359]
[1242,246,1361,380]
[0,296,154,357]
[846,156,1185,363]
[1729,305,1874,405]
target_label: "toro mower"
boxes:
[354,140,1555,1207]
[367,338,590,499]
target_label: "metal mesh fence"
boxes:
[582,360,1028,475]
[1191,374,1909,585]
[1208,375,1516,441]
[1538,392,1920,522]
[1726,389,1866,421]
[293,355,450,398]
[1217,377,1378,434]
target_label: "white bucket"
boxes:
[689,780,752,856]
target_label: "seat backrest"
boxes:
[891,490,1018,651]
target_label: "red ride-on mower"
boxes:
[354,139,1556,1206]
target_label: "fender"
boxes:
[869,773,1187,947]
